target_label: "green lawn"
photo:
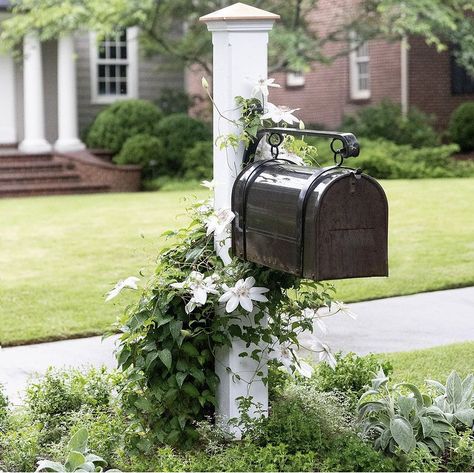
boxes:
[1,178,473,346]
[384,342,474,385]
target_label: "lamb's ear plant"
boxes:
[35,428,109,472]
[426,371,474,429]
[357,369,455,456]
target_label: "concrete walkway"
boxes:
[1,286,473,404]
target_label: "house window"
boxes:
[349,35,370,100]
[90,27,138,104]
[451,56,474,95]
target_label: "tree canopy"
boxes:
[1,0,473,75]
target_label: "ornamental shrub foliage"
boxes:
[155,113,211,174]
[182,140,213,180]
[114,134,166,180]
[449,101,474,152]
[86,99,163,154]
[342,100,439,148]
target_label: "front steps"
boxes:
[0,149,111,197]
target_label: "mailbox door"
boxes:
[304,172,388,280]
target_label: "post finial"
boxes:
[200,2,280,23]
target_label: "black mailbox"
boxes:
[231,128,388,281]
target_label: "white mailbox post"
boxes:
[200,2,279,431]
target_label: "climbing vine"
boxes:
[109,78,355,450]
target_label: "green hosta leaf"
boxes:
[67,428,88,454]
[446,371,463,407]
[36,460,66,472]
[158,349,172,370]
[454,408,474,426]
[65,451,86,472]
[390,417,416,453]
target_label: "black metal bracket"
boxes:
[243,127,360,166]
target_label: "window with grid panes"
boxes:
[350,35,370,100]
[97,31,129,96]
[90,28,138,103]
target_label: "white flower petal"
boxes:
[249,293,268,303]
[226,295,240,313]
[239,296,254,313]
[296,360,314,378]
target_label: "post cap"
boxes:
[200,2,280,22]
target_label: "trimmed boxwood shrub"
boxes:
[155,113,211,174]
[183,140,213,180]
[342,100,439,148]
[449,102,474,152]
[86,99,163,154]
[114,134,165,173]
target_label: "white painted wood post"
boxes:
[200,3,279,431]
[19,33,52,154]
[54,34,85,152]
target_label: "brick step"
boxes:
[0,153,53,163]
[0,182,110,197]
[0,171,81,185]
[0,161,67,174]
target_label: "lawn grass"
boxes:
[0,188,207,346]
[383,342,474,386]
[0,178,473,346]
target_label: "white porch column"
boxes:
[0,53,17,144]
[200,3,279,432]
[54,34,85,152]
[19,32,52,153]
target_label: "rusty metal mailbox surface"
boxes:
[232,160,388,281]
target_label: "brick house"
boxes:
[266,0,474,131]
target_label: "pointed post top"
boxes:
[200,2,280,23]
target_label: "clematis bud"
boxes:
[299,120,305,130]
[201,77,209,90]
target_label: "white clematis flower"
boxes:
[219,276,269,313]
[261,102,300,125]
[171,271,218,312]
[308,338,337,369]
[301,308,327,335]
[270,342,314,378]
[105,276,140,302]
[201,179,214,190]
[332,301,358,320]
[204,208,235,239]
[251,77,281,98]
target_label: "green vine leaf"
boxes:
[158,348,172,370]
